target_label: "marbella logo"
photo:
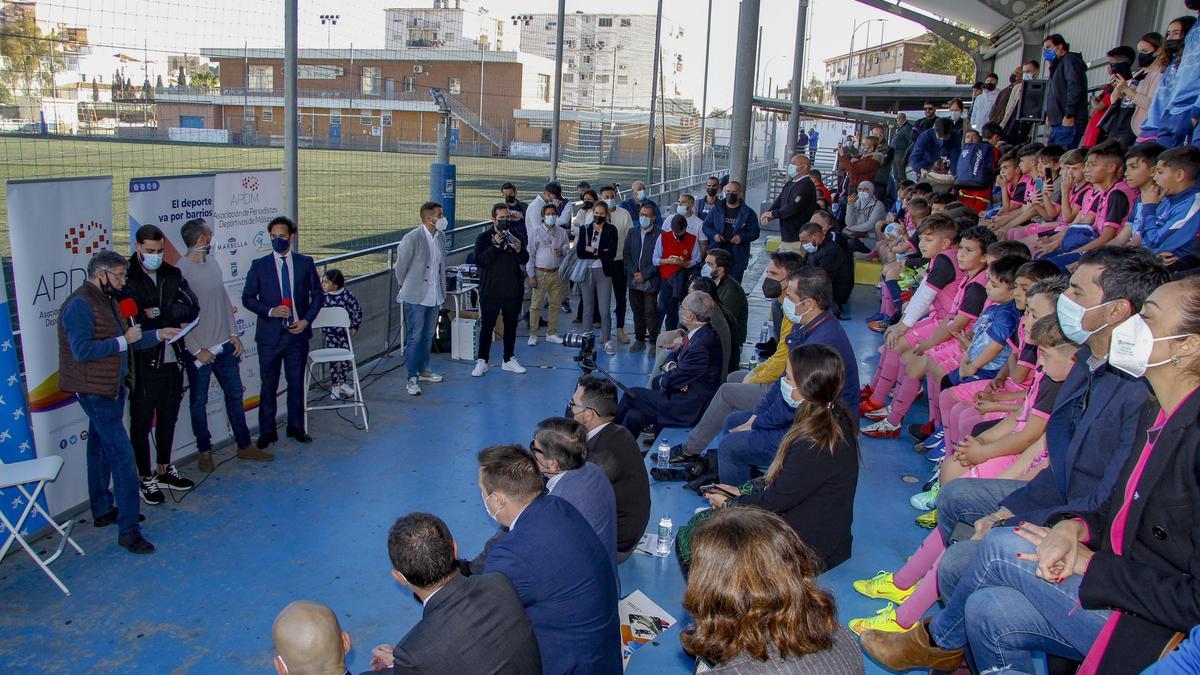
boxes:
[63,221,108,255]
[242,176,260,192]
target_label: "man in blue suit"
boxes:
[532,417,618,571]
[614,291,724,436]
[468,444,621,675]
[242,216,323,448]
[701,180,759,282]
[908,117,961,177]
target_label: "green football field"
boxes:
[0,135,646,259]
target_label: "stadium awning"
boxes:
[751,96,896,126]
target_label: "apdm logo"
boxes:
[63,221,108,255]
[241,176,260,192]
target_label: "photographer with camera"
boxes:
[472,204,530,377]
[615,291,723,437]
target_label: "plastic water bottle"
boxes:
[455,267,464,291]
[759,320,771,344]
[748,352,759,370]
[656,440,670,470]
[656,515,673,555]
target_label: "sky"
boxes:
[34,0,926,107]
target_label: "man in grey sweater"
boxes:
[176,218,272,471]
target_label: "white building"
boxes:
[517,11,688,112]
[384,1,510,51]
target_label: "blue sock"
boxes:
[885,280,902,304]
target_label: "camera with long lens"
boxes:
[561,332,596,371]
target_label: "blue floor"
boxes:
[0,246,935,675]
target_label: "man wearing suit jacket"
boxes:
[394,201,448,397]
[469,445,621,675]
[570,375,651,563]
[366,512,541,674]
[614,291,724,436]
[532,417,618,571]
[242,216,323,448]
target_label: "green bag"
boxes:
[675,480,758,574]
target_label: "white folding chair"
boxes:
[0,455,84,595]
[304,306,369,431]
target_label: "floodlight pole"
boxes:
[284,0,299,226]
[699,0,712,175]
[729,0,761,185]
[786,0,808,158]
[549,0,565,181]
[645,0,664,185]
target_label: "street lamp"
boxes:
[320,14,339,50]
[848,18,885,80]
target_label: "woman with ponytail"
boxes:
[702,343,860,571]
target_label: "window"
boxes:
[360,113,373,125]
[381,112,392,127]
[565,39,576,49]
[580,88,591,99]
[244,106,255,121]
[596,74,609,84]
[598,17,612,27]
[248,65,274,92]
[361,66,382,95]
[403,76,415,93]
[562,73,575,83]
[583,54,591,64]
[616,75,628,85]
[448,77,461,95]
[261,108,273,122]
[620,18,631,27]
[329,110,342,124]
[537,73,551,102]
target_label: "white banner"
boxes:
[7,176,113,517]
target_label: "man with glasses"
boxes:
[531,417,617,571]
[915,102,939,135]
[242,216,323,450]
[59,250,181,553]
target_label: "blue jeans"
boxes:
[185,348,252,452]
[404,303,440,379]
[716,411,783,485]
[1048,123,1082,149]
[76,388,142,536]
[935,477,1027,596]
[657,282,679,333]
[930,528,1108,673]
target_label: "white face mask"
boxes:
[786,164,799,178]
[676,204,688,216]
[700,264,714,279]
[857,190,872,203]
[482,492,500,523]
[434,216,449,231]
[544,214,556,227]
[639,215,652,228]
[636,189,646,201]
[780,377,802,409]
[781,297,805,324]
[801,242,818,254]
[140,252,163,271]
[1057,294,1116,345]
[1022,72,1034,81]
[1108,314,1190,377]
[950,111,963,120]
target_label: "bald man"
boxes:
[272,601,352,675]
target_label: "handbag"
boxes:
[558,248,581,283]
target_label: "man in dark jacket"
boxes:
[624,213,662,351]
[798,222,852,318]
[701,180,760,282]
[59,250,180,554]
[366,513,542,674]
[760,154,817,253]
[909,118,961,176]
[124,225,200,505]
[705,248,748,373]
[472,203,530,377]
[891,113,914,183]
[1042,33,1088,149]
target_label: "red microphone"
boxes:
[118,298,139,328]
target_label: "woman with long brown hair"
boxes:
[703,343,859,571]
[682,508,865,673]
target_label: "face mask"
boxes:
[189,244,210,256]
[100,272,121,298]
[858,190,871,202]
[1057,294,1116,344]
[639,215,652,228]
[544,214,556,226]
[271,237,290,254]
[700,265,714,279]
[1188,0,1200,10]
[496,219,511,232]
[950,111,963,121]
[434,216,449,231]
[676,204,688,216]
[706,187,718,197]
[1009,73,1017,84]
[1137,52,1156,68]
[802,242,818,254]
[726,194,740,205]
[636,190,646,201]
[582,200,594,210]
[504,195,517,204]
[1108,314,1190,377]
[140,252,163,271]
[1166,38,1184,54]
[482,492,500,523]
[780,378,802,409]
[673,232,686,241]
[678,311,693,329]
[1043,48,1058,63]
[984,81,996,91]
[786,164,798,178]
[593,215,606,225]
[1022,72,1034,81]
[781,297,801,323]
[761,277,783,300]
[606,198,618,209]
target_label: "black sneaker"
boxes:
[139,475,166,505]
[156,465,195,491]
[118,532,156,554]
[561,300,572,313]
[93,509,145,527]
[667,443,698,465]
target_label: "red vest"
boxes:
[659,231,697,280]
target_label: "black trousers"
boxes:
[628,288,660,342]
[479,296,521,362]
[611,265,628,330]
[258,336,310,436]
[130,360,184,476]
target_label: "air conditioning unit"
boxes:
[413,65,425,74]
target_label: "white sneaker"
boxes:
[329,386,342,400]
[406,377,422,396]
[502,358,527,374]
[545,334,564,344]
[337,383,356,399]
[528,335,538,346]
[418,370,444,383]
[603,340,616,355]
[471,359,489,377]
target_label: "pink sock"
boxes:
[895,559,943,629]
[870,349,902,404]
[926,374,943,426]
[893,530,946,588]
[945,400,975,447]
[959,406,987,440]
[882,292,896,316]
[887,376,923,424]
[938,387,959,431]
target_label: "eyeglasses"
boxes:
[105,271,127,281]
[528,440,544,456]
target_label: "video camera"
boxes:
[561,332,596,372]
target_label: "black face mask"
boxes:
[1137,52,1156,68]
[761,277,783,300]
[673,232,686,242]
[984,81,996,91]
[583,200,594,210]
[1009,73,1017,84]
[100,274,121,298]
[1166,38,1184,54]
[504,195,516,204]
[1188,0,1200,10]
[593,215,606,225]
[726,194,740,205]
[496,220,511,232]
[706,187,718,197]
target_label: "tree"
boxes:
[190,69,218,90]
[0,19,64,100]
[142,78,153,101]
[801,76,825,105]
[155,74,164,93]
[914,36,976,84]
[91,79,99,102]
[177,66,187,88]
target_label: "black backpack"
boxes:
[430,309,453,354]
